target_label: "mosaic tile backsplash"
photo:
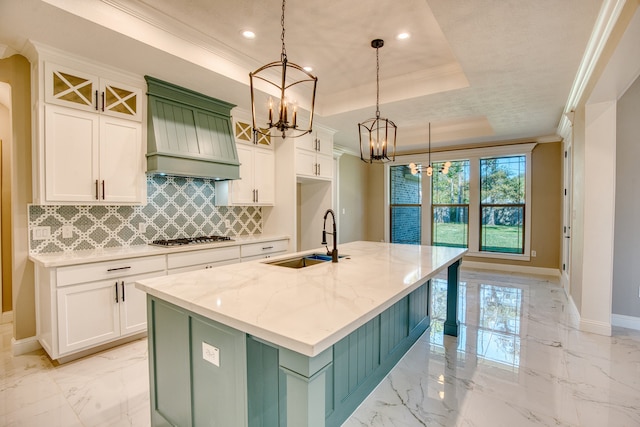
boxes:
[29,175,262,254]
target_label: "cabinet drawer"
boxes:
[241,239,289,258]
[57,255,166,287]
[167,246,240,270]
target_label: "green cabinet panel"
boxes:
[149,299,192,427]
[247,336,282,427]
[409,280,430,331]
[191,316,247,426]
[148,296,247,427]
[380,296,410,357]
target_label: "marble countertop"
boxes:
[28,234,290,268]
[135,241,467,357]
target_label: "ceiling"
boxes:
[0,0,603,153]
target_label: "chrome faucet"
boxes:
[321,209,338,262]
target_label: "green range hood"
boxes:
[145,76,240,180]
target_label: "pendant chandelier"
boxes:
[249,0,317,140]
[359,39,397,163]
[409,123,451,176]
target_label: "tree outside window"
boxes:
[431,160,470,247]
[480,156,526,254]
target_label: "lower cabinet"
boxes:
[56,271,159,355]
[36,255,166,361]
[167,246,240,274]
[240,238,289,262]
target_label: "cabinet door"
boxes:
[100,78,142,122]
[45,105,99,202]
[316,154,333,179]
[315,129,333,156]
[120,271,163,336]
[294,133,316,152]
[254,148,275,205]
[45,62,99,113]
[57,280,119,355]
[295,149,317,178]
[231,144,256,204]
[99,116,143,203]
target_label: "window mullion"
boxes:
[468,156,481,252]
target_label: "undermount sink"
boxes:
[264,253,347,269]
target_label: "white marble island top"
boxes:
[135,241,467,357]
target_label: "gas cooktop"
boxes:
[150,235,233,247]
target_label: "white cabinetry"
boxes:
[216,112,275,206]
[33,51,145,205]
[36,255,165,361]
[44,105,142,203]
[295,129,333,180]
[167,246,240,274]
[240,238,289,262]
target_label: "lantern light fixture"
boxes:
[249,0,317,140]
[359,39,397,163]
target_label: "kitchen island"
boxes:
[136,241,466,427]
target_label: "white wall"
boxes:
[612,74,640,318]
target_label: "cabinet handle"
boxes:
[101,91,105,112]
[115,282,119,303]
[102,180,105,200]
[121,281,125,302]
[262,246,274,250]
[107,266,132,272]
[256,189,259,203]
[317,138,321,152]
[252,189,256,203]
[95,90,99,111]
[95,180,99,200]
[318,163,321,175]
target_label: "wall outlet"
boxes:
[138,222,147,233]
[531,250,537,257]
[225,220,231,228]
[61,225,73,239]
[32,226,51,240]
[202,342,220,367]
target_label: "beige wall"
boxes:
[0,55,34,340]
[365,162,385,242]
[570,107,586,310]
[337,154,368,243]
[0,101,11,313]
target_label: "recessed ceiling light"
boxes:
[242,30,256,39]
[396,32,410,40]
[303,66,313,72]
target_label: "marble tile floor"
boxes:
[1,269,639,426]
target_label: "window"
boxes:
[390,165,421,244]
[431,160,470,248]
[392,143,533,259]
[480,156,526,254]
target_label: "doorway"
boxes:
[562,143,573,294]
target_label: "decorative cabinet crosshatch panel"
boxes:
[45,62,142,122]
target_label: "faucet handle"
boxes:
[321,230,327,245]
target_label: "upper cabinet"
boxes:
[45,62,142,122]
[215,111,275,206]
[31,46,146,205]
[295,128,333,180]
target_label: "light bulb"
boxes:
[426,166,433,177]
[409,162,416,168]
[444,161,452,167]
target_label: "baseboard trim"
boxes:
[579,318,612,336]
[611,314,640,331]
[461,260,561,277]
[12,336,42,356]
[566,292,580,320]
[1,310,13,324]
